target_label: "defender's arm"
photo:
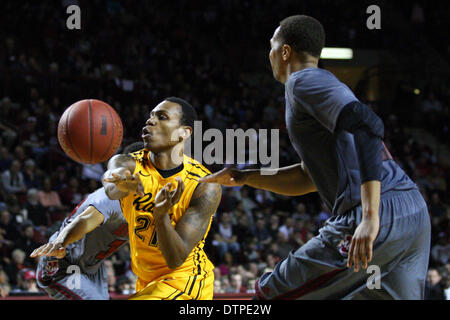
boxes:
[30,206,105,258]
[102,154,142,200]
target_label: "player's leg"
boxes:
[255,211,359,300]
[36,257,109,300]
[51,269,109,300]
[255,189,428,300]
[353,189,431,300]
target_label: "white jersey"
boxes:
[50,188,128,275]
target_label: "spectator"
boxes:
[219,188,239,212]
[234,214,255,248]
[429,193,446,217]
[220,275,232,294]
[15,223,40,263]
[104,259,117,294]
[85,178,101,195]
[444,275,450,300]
[294,219,308,243]
[58,177,83,207]
[431,233,450,265]
[0,147,14,172]
[16,269,40,293]
[212,212,240,262]
[0,228,14,268]
[214,279,224,294]
[38,177,65,223]
[275,231,295,260]
[267,214,280,240]
[115,276,134,295]
[4,248,29,288]
[425,268,445,300]
[278,216,295,240]
[217,252,236,277]
[253,218,272,250]
[24,188,49,228]
[228,273,246,293]
[0,210,20,241]
[22,159,41,189]
[243,237,261,263]
[1,160,26,195]
[239,187,257,214]
[294,202,311,222]
[0,267,11,298]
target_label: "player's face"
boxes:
[142,101,185,152]
[269,27,285,83]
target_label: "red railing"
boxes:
[0,293,253,300]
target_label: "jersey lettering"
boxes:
[134,215,151,242]
[133,193,154,212]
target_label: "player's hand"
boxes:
[103,168,145,196]
[153,177,185,218]
[199,167,247,186]
[347,216,380,272]
[30,241,67,259]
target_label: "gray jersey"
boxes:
[50,188,128,275]
[285,67,416,215]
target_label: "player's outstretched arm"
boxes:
[199,163,316,196]
[103,154,144,200]
[152,179,222,269]
[30,206,105,259]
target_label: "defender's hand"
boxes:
[30,242,66,259]
[153,177,185,218]
[103,168,145,196]
[347,216,380,272]
[199,167,247,186]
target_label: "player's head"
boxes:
[142,97,197,152]
[269,15,325,83]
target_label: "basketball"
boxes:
[57,99,123,164]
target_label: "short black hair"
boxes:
[277,15,325,57]
[164,97,197,131]
[123,142,144,153]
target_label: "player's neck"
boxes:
[284,56,318,83]
[287,61,317,76]
[149,145,184,170]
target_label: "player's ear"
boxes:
[282,44,291,61]
[182,126,192,139]
[178,127,192,142]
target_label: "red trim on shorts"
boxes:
[38,263,83,300]
[49,282,83,300]
[254,278,266,300]
[48,283,75,300]
[257,269,345,300]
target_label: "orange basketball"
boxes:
[57,99,123,164]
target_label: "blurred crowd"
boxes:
[0,0,449,299]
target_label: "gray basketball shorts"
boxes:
[255,189,431,300]
[36,256,109,300]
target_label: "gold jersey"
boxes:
[120,149,215,285]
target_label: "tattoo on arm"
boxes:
[176,182,222,247]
